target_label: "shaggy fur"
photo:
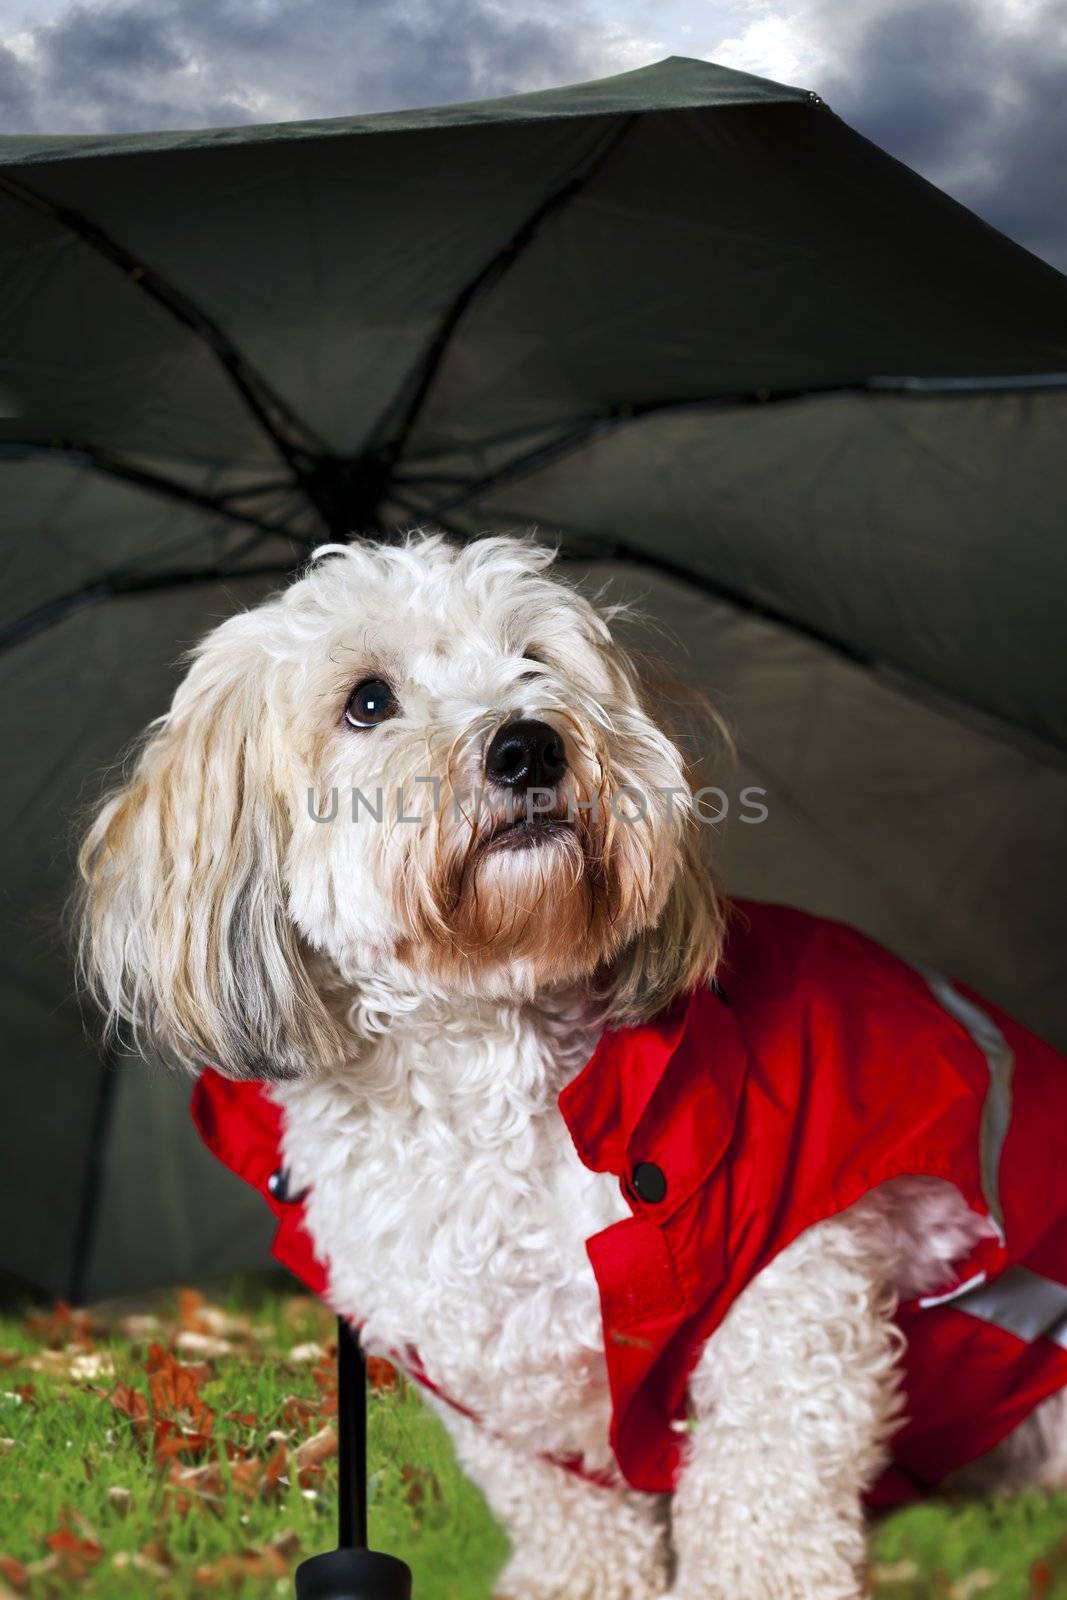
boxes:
[78,533,1065,1599]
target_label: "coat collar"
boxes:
[558,981,751,1219]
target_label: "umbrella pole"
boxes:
[294,1317,413,1599]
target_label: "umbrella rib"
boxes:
[395,491,873,665]
[0,171,331,480]
[2,435,316,540]
[362,113,638,474]
[0,558,301,654]
[404,372,1067,519]
[415,499,1067,768]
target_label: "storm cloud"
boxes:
[0,0,642,134]
[812,0,1067,271]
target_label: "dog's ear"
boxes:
[600,809,726,1027]
[596,649,729,1027]
[77,625,347,1080]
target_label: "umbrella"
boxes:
[1,54,1065,1303]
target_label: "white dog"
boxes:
[78,534,1067,1600]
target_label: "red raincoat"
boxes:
[192,901,1067,1506]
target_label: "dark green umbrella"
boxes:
[1,55,1065,1303]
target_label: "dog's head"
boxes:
[78,534,724,1079]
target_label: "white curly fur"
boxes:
[77,533,1066,1600]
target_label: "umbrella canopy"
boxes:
[1,55,1064,1302]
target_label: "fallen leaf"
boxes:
[281,1394,319,1428]
[177,1287,206,1329]
[400,1461,442,1527]
[24,1303,97,1351]
[117,1313,161,1342]
[174,1329,232,1359]
[22,1555,60,1581]
[0,1555,27,1590]
[193,1546,289,1586]
[153,1417,215,1465]
[288,1341,326,1364]
[367,1356,399,1391]
[165,1459,226,1515]
[200,1306,253,1339]
[312,1355,338,1417]
[44,1509,103,1579]
[950,1572,997,1600]
[145,1343,214,1442]
[72,1349,114,1380]
[99,1381,150,1431]
[262,1440,290,1497]
[30,1347,116,1381]
[106,1485,132,1517]
[1030,1557,1053,1594]
[294,1424,337,1474]
[112,1544,171,1579]
[178,1287,253,1341]
[269,1528,301,1560]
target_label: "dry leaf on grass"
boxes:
[24,1303,97,1351]
[112,1543,172,1580]
[146,1342,213,1425]
[281,1393,320,1429]
[117,1313,161,1342]
[174,1329,233,1360]
[97,1381,149,1433]
[294,1423,337,1488]
[43,1509,104,1580]
[165,1460,226,1516]
[27,1347,115,1382]
[106,1486,132,1517]
[950,1572,997,1599]
[0,1555,27,1591]
[193,1546,289,1586]
[190,1530,302,1589]
[153,1417,215,1465]
[145,1342,216,1465]
[178,1288,254,1341]
[288,1341,326,1365]
[367,1356,399,1391]
[223,1410,258,1430]
[311,1355,338,1417]
[269,1529,301,1560]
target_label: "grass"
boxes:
[0,1279,1064,1598]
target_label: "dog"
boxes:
[77,533,1067,1599]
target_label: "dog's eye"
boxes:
[345,677,398,729]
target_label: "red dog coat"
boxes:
[192,901,1067,1506]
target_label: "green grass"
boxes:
[0,1280,1064,1598]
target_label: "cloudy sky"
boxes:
[0,0,1064,269]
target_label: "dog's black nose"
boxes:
[485,719,567,791]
